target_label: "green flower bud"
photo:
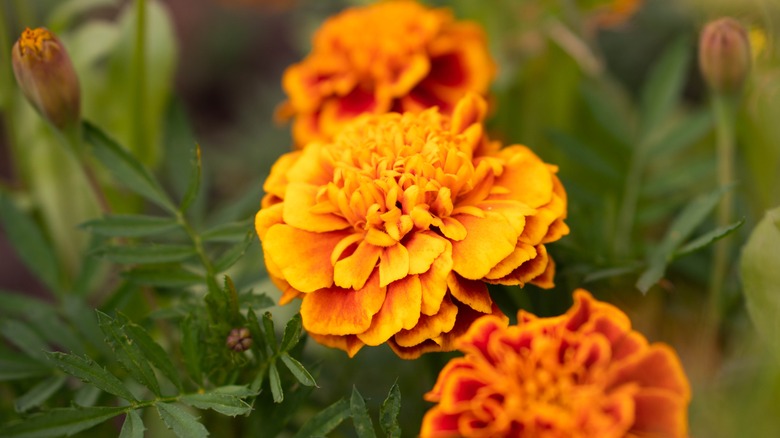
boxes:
[698,18,751,94]
[12,27,81,130]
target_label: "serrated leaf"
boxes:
[350,386,376,438]
[675,218,745,258]
[93,244,197,264]
[380,382,401,438]
[122,266,204,287]
[180,144,202,212]
[279,353,316,387]
[269,361,283,403]
[81,214,180,237]
[639,37,691,137]
[294,398,351,438]
[0,319,49,361]
[156,403,209,438]
[201,219,252,243]
[280,314,302,352]
[0,193,60,291]
[47,352,136,401]
[181,316,202,385]
[83,121,176,213]
[119,314,183,390]
[0,353,51,381]
[213,231,254,273]
[263,312,278,353]
[180,392,252,417]
[96,311,160,396]
[14,375,67,413]
[119,409,145,438]
[741,207,780,362]
[2,405,126,438]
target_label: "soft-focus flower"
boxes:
[594,0,643,28]
[699,17,751,94]
[12,27,81,130]
[279,0,495,146]
[255,94,568,358]
[421,289,691,438]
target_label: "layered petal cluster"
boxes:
[279,0,495,146]
[256,95,568,358]
[421,290,691,438]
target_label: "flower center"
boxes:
[18,28,53,56]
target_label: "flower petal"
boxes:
[630,388,689,438]
[448,273,492,314]
[420,243,453,315]
[395,294,458,347]
[301,271,386,336]
[308,333,365,358]
[484,242,537,280]
[406,231,449,275]
[379,243,410,287]
[358,275,422,345]
[283,182,350,232]
[451,211,518,280]
[334,240,381,289]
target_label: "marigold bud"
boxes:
[12,27,81,130]
[698,18,751,94]
[226,327,253,352]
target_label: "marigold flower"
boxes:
[255,94,568,358]
[12,27,81,130]
[279,0,495,146]
[420,289,691,438]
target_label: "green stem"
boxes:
[130,0,147,156]
[708,93,737,325]
[0,6,22,186]
[177,211,219,292]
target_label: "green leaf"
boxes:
[646,110,713,157]
[180,144,202,212]
[580,81,634,144]
[2,405,126,438]
[14,375,67,413]
[675,218,745,258]
[74,385,102,407]
[27,307,86,355]
[583,264,642,283]
[350,386,376,438]
[122,266,204,287]
[180,392,252,417]
[96,311,161,396]
[239,292,275,311]
[0,291,50,317]
[83,121,176,213]
[269,361,283,403]
[280,314,302,352]
[155,403,209,438]
[0,319,49,361]
[47,352,137,401]
[93,244,197,264]
[279,353,316,387]
[201,219,253,243]
[0,353,52,381]
[213,231,254,273]
[119,314,183,390]
[547,130,620,181]
[294,398,351,438]
[741,207,780,362]
[379,382,401,438]
[263,312,278,353]
[212,385,260,397]
[181,316,202,385]
[81,214,180,237]
[0,193,60,291]
[639,37,691,137]
[118,410,145,438]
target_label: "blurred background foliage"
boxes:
[1,0,779,436]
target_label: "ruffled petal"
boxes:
[300,271,386,336]
[358,275,422,345]
[451,211,518,280]
[333,241,381,289]
[282,182,350,232]
[394,294,458,347]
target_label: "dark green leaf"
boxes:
[96,311,160,396]
[639,37,691,137]
[741,207,780,362]
[583,264,642,283]
[119,410,145,438]
[2,405,126,438]
[646,110,713,157]
[280,314,302,352]
[81,214,180,237]
[238,292,275,311]
[213,231,254,273]
[72,237,106,297]
[294,398,351,438]
[180,392,252,417]
[0,353,52,381]
[269,361,283,403]
[379,382,401,438]
[547,130,620,181]
[63,297,111,356]
[14,375,67,413]
[180,144,202,212]
[675,218,745,258]
[27,307,85,355]
[119,314,183,390]
[263,312,278,353]
[246,309,268,358]
[201,219,252,243]
[212,385,260,397]
[0,291,50,317]
[47,352,136,401]
[155,403,209,438]
[279,353,316,387]
[93,244,197,264]
[122,266,204,287]
[0,319,49,361]
[181,316,202,386]
[83,121,176,213]
[73,385,102,407]
[0,193,60,291]
[580,81,634,144]
[350,386,376,438]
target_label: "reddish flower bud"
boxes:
[699,18,751,94]
[226,328,253,352]
[12,27,81,130]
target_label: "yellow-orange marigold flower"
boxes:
[279,0,495,146]
[255,94,568,358]
[421,289,691,438]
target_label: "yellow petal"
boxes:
[308,333,365,358]
[255,203,284,240]
[394,294,458,347]
[451,211,518,280]
[447,273,492,314]
[283,182,350,232]
[420,243,453,315]
[301,271,386,336]
[406,231,449,275]
[334,240,381,289]
[379,243,410,287]
[358,275,423,345]
[484,242,537,280]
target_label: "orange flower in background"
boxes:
[256,94,568,358]
[279,0,495,146]
[421,290,691,438]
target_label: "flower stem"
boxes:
[176,211,220,292]
[130,0,147,157]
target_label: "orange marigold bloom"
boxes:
[279,0,495,146]
[421,290,691,438]
[255,95,568,358]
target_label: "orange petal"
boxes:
[607,345,691,398]
[308,333,365,358]
[420,406,461,438]
[451,211,518,280]
[420,243,453,315]
[263,225,351,292]
[484,242,537,280]
[262,151,300,200]
[283,182,350,232]
[387,53,431,96]
[494,146,554,209]
[406,231,449,275]
[394,294,458,347]
[455,313,508,359]
[630,388,690,438]
[300,271,386,336]
[358,275,422,345]
[448,273,492,313]
[379,243,410,287]
[285,143,333,184]
[450,92,487,135]
[255,203,284,240]
[487,244,551,287]
[333,240,381,289]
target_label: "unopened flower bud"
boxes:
[698,18,751,94]
[226,328,253,352]
[12,27,81,130]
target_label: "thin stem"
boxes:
[177,211,219,292]
[708,93,737,325]
[130,0,147,157]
